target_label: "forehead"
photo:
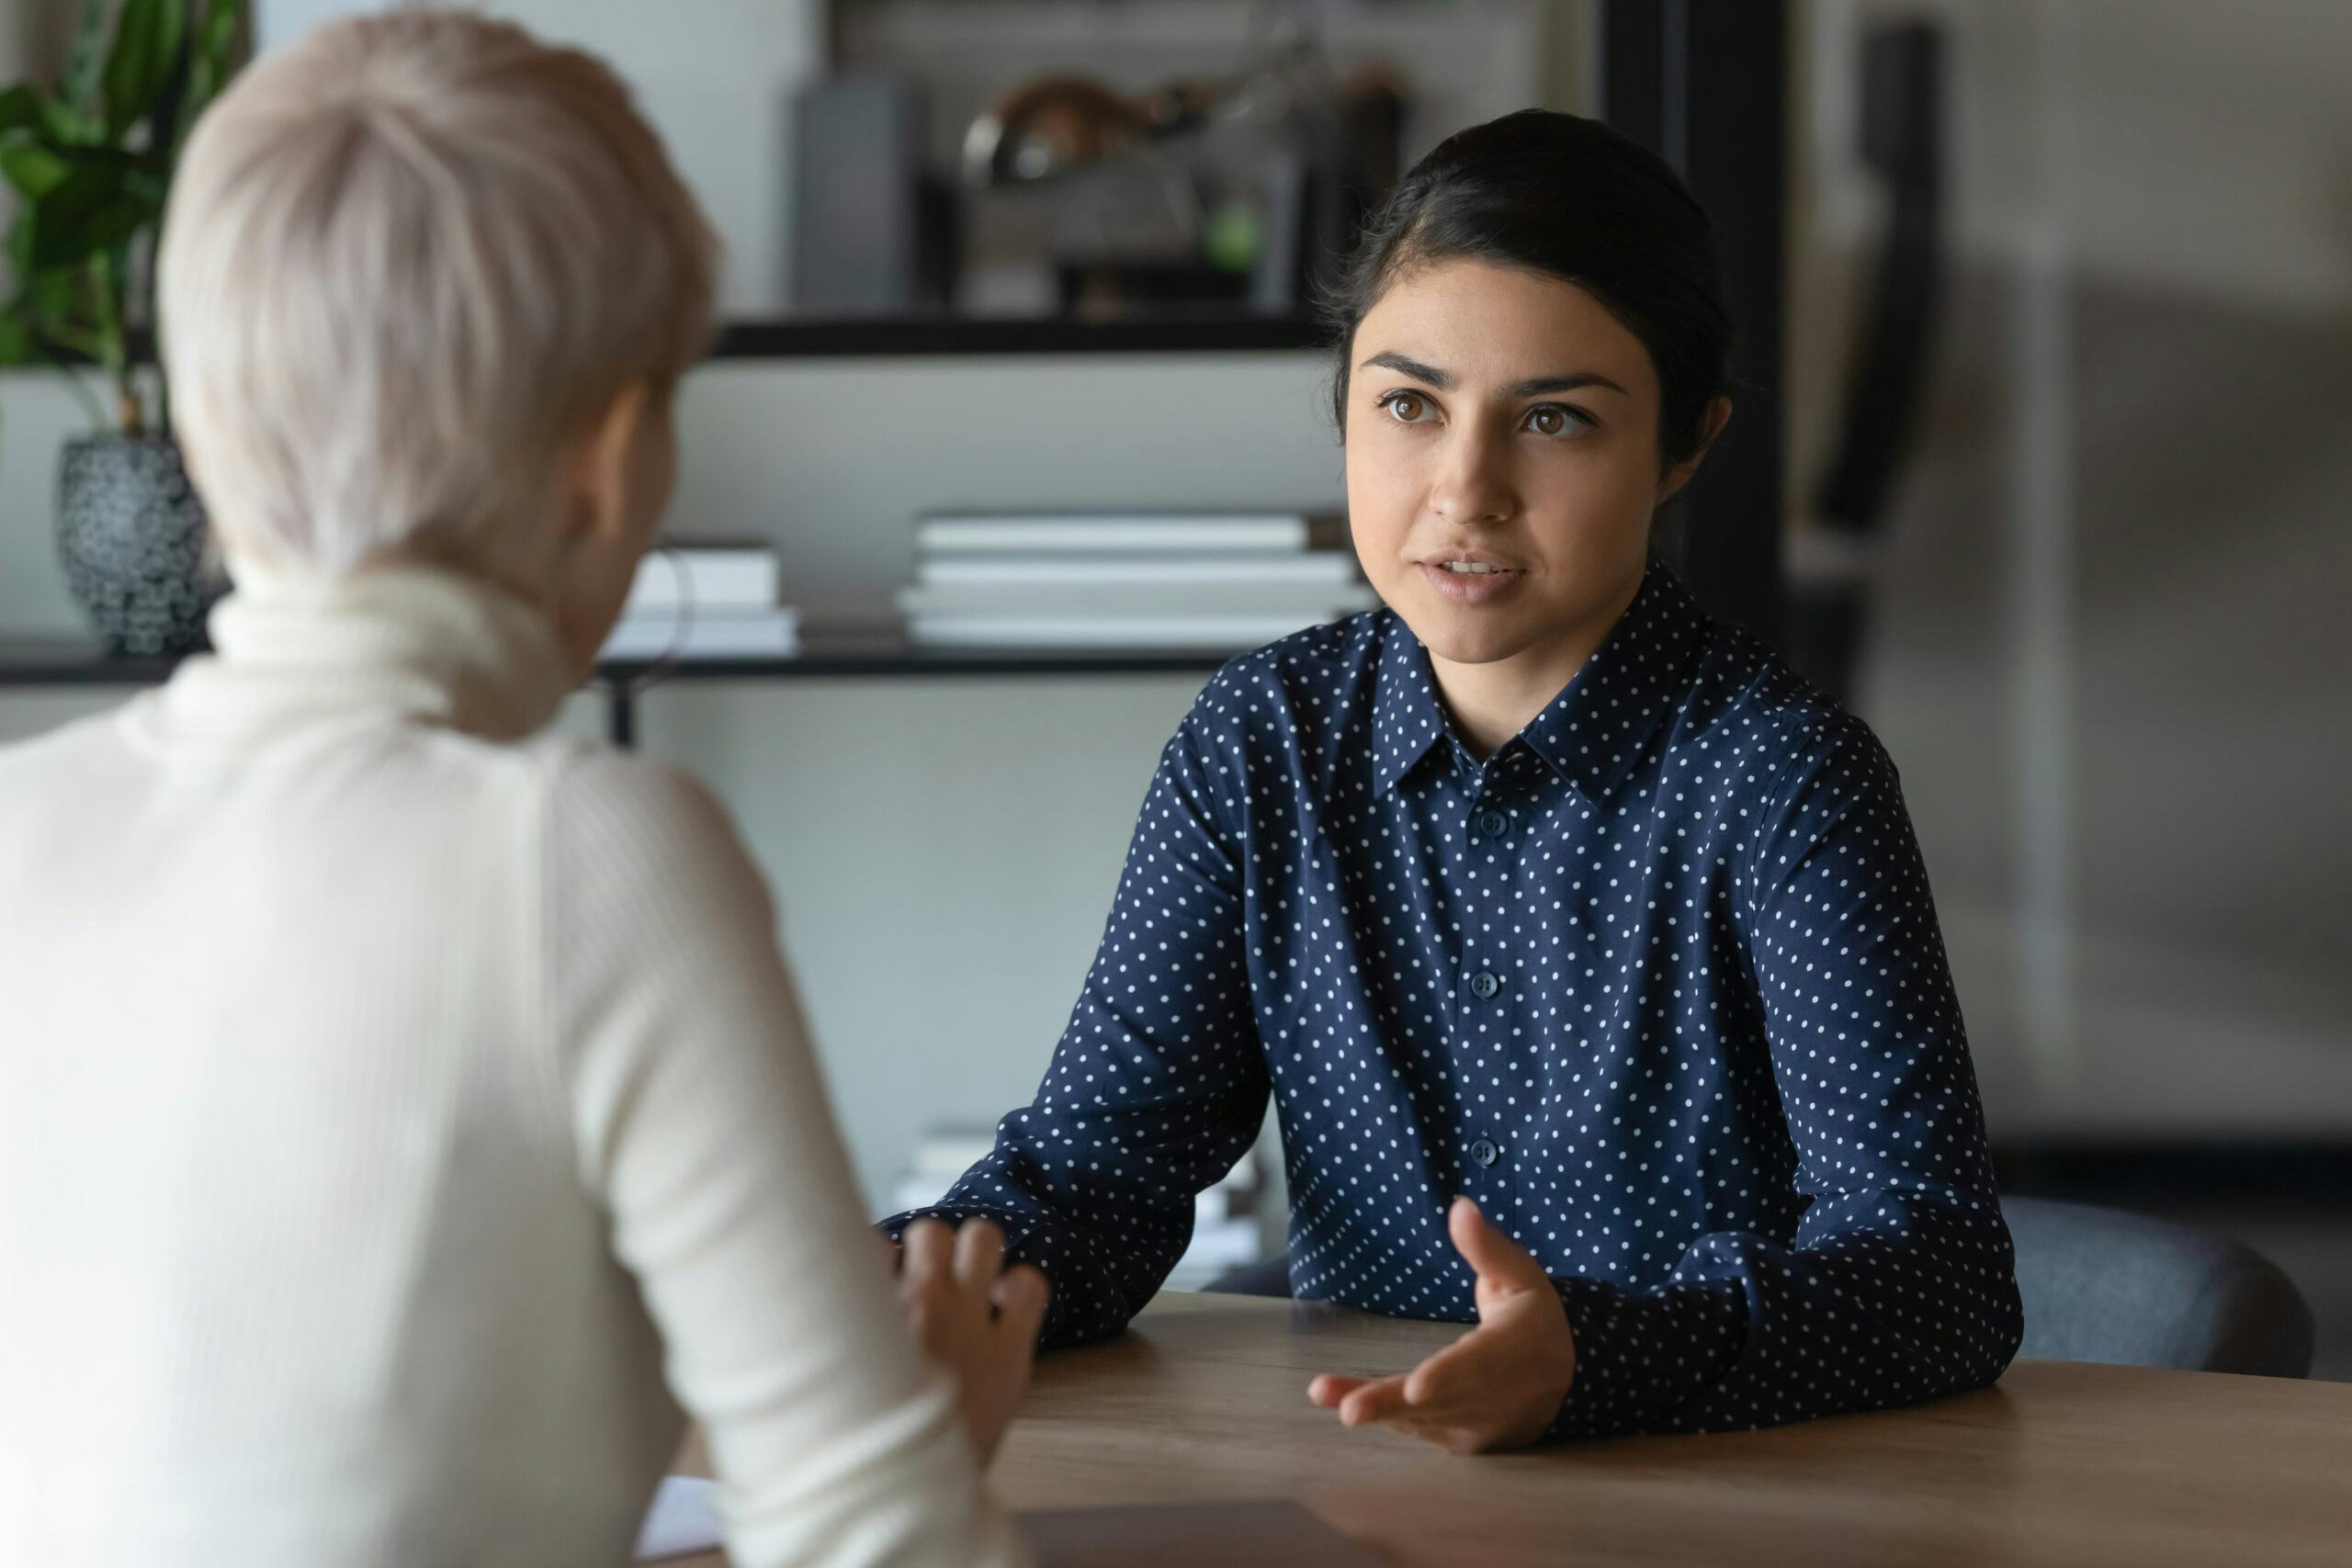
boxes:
[1355,257,1657,400]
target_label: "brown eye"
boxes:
[1383,391,1430,423]
[1526,406,1569,436]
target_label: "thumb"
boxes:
[1448,1197,1547,1292]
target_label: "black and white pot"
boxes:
[55,434,224,658]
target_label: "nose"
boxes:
[1427,423,1517,529]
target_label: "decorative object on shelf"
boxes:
[55,434,212,656]
[952,13,1407,319]
[0,0,247,656]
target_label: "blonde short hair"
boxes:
[159,10,717,576]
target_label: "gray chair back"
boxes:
[1205,1195,2316,1377]
[2005,1195,2313,1377]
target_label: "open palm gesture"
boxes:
[1306,1198,1578,1454]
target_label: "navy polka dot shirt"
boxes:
[888,567,2023,1440]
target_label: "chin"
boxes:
[1392,602,1541,666]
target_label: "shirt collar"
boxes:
[1370,613,1450,795]
[1370,567,1709,802]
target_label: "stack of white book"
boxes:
[892,1126,1266,1290]
[601,538,799,660]
[899,511,1376,650]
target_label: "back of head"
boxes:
[159,10,717,579]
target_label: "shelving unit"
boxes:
[0,638,1231,748]
[706,315,1324,358]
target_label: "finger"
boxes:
[952,1219,1008,1292]
[1337,1374,1412,1427]
[1448,1197,1548,1294]
[991,1263,1051,1336]
[1307,1373,1371,1409]
[1399,1329,1495,1412]
[899,1220,955,1287]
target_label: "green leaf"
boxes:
[0,310,37,367]
[27,164,157,271]
[61,0,112,123]
[40,96,105,146]
[183,0,243,128]
[6,207,32,282]
[0,85,45,136]
[0,142,72,199]
[28,262,87,324]
[3,141,149,200]
[102,0,190,141]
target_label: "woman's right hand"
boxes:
[895,1218,1051,1467]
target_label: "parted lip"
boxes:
[1416,547,1523,571]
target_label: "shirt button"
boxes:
[1476,809,1510,839]
[1470,1138,1501,1168]
[1469,970,1502,999]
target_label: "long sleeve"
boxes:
[881,706,1271,1348]
[548,751,1031,1567]
[1544,716,2024,1440]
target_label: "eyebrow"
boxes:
[1357,350,1629,400]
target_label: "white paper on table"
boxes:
[635,1475,724,1561]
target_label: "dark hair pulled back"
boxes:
[1322,108,1734,470]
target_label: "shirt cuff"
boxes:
[1543,1272,1748,1441]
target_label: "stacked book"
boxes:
[899,511,1376,649]
[601,538,799,660]
[892,1126,1266,1290]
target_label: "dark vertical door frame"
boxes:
[1600,0,1789,650]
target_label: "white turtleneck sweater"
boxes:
[0,567,1026,1568]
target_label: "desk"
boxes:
[673,1292,2352,1567]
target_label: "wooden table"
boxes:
[673,1292,2352,1566]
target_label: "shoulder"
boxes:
[0,705,119,786]
[1191,611,1383,727]
[1679,616,1893,806]
[531,739,767,913]
[1179,608,1389,783]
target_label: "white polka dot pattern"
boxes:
[885,568,2024,1440]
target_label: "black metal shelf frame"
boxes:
[0,642,1233,748]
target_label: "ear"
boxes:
[571,381,653,547]
[1654,394,1735,508]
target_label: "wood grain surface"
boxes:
[666,1291,2352,1566]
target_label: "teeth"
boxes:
[1442,561,1500,575]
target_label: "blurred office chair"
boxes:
[1204,1195,2316,1377]
[2003,1195,2314,1377]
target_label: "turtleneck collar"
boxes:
[141,561,578,746]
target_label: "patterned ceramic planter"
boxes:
[55,435,223,657]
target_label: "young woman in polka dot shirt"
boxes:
[888,108,2023,1451]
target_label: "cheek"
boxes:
[1342,432,1422,559]
[1517,444,1658,547]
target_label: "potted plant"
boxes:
[0,0,243,656]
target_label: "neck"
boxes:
[1426,569,1644,756]
[166,558,580,743]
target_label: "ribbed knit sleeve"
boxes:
[545,749,1029,1568]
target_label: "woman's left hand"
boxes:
[1306,1197,1577,1454]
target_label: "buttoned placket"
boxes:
[1451,743,1533,1219]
